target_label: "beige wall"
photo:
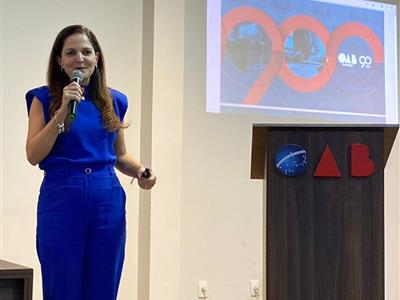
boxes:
[147,0,185,299]
[384,135,400,299]
[1,1,400,300]
[179,1,264,298]
[0,1,142,299]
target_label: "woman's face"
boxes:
[57,33,99,85]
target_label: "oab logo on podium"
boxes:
[275,144,375,177]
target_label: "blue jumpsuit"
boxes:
[26,86,128,300]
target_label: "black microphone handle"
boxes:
[67,100,78,121]
[67,75,82,121]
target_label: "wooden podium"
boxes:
[0,260,33,300]
[251,125,398,300]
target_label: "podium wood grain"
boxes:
[265,128,384,300]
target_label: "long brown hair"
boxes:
[47,25,126,131]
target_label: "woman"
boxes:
[25,25,156,300]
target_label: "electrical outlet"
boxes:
[198,280,208,299]
[250,279,260,297]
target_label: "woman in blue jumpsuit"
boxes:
[25,25,156,300]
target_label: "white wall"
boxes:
[179,1,264,299]
[147,0,185,299]
[0,1,142,299]
[384,135,400,300]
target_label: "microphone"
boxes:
[67,69,84,121]
[142,168,152,179]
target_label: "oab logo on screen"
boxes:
[338,52,373,68]
[275,144,375,178]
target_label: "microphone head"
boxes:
[71,69,84,83]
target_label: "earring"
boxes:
[60,66,64,72]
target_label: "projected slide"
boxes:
[207,0,398,124]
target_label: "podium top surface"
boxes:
[0,259,32,271]
[253,123,400,128]
[250,125,399,179]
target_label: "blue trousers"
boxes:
[36,165,126,300]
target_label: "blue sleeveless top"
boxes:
[25,86,128,171]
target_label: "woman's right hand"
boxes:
[59,82,84,116]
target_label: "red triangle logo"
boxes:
[313,145,342,177]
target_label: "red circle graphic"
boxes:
[221,8,385,105]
